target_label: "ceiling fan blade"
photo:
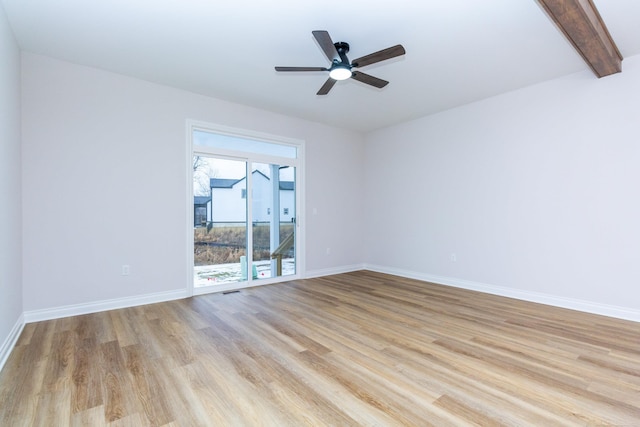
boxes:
[351,71,389,89]
[275,66,327,72]
[316,78,337,95]
[312,30,339,62]
[351,45,406,68]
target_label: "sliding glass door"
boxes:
[251,162,296,281]
[190,123,302,293]
[193,156,248,286]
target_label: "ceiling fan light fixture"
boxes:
[329,66,352,81]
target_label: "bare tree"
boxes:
[193,155,206,172]
[193,156,217,196]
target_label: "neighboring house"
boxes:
[193,196,211,227]
[194,170,294,226]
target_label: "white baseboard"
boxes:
[305,263,365,279]
[23,289,189,323]
[0,313,25,373]
[364,264,640,323]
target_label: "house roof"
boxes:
[210,171,294,190]
[279,181,294,191]
[194,196,210,205]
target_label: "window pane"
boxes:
[252,163,295,280]
[193,156,248,286]
[194,130,297,158]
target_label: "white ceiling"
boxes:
[3,0,640,133]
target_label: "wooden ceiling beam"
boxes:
[537,0,623,77]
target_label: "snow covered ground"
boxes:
[194,258,295,287]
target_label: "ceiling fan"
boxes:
[275,30,406,95]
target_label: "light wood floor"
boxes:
[1,271,639,426]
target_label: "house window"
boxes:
[195,206,207,227]
[241,189,246,199]
[283,208,289,215]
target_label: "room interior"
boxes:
[1,0,640,424]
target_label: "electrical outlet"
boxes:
[450,253,457,262]
[326,247,331,255]
[122,265,130,276]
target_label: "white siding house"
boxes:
[194,170,294,226]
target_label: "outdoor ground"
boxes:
[194,223,295,285]
[194,223,294,265]
[194,258,295,286]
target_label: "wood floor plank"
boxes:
[42,330,75,393]
[71,336,103,413]
[70,405,105,427]
[122,344,173,426]
[100,340,140,423]
[32,379,72,427]
[1,271,639,425]
[149,358,217,426]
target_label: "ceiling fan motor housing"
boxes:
[334,42,350,54]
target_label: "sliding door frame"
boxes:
[186,120,305,296]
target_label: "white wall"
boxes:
[0,2,23,366]
[365,54,640,320]
[21,53,365,314]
